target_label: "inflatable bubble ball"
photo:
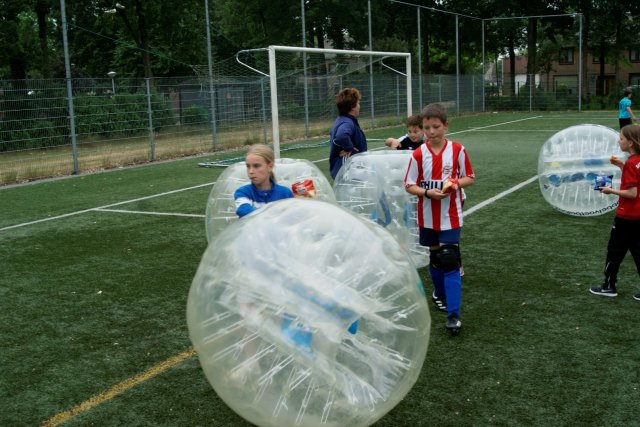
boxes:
[538,124,624,216]
[205,157,336,242]
[333,150,427,268]
[188,198,431,427]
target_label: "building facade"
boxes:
[500,47,640,97]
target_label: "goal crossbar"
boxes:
[236,45,412,158]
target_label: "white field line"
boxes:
[335,115,544,157]
[94,208,206,218]
[464,175,539,217]
[0,182,214,232]
[447,115,543,136]
[466,129,563,132]
[3,116,544,232]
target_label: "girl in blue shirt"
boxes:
[618,87,637,129]
[234,144,294,218]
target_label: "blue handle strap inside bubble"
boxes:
[280,282,361,349]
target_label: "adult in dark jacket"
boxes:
[329,88,367,179]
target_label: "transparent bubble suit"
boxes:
[333,150,427,267]
[538,124,623,216]
[188,199,431,427]
[205,158,336,242]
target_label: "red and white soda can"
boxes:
[291,179,316,198]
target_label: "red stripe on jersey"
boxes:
[404,139,474,231]
[411,147,425,228]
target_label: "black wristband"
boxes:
[424,189,430,199]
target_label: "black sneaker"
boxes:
[445,315,462,330]
[589,285,618,297]
[633,293,640,301]
[431,291,447,312]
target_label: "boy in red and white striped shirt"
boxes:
[404,103,475,333]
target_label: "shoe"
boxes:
[445,315,462,330]
[589,285,618,297]
[633,293,640,301]
[431,291,447,312]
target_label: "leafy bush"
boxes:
[0,89,175,152]
[182,104,208,125]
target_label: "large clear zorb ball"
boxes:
[205,158,336,242]
[538,124,623,216]
[188,199,430,427]
[333,150,426,267]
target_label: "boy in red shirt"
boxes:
[404,103,475,333]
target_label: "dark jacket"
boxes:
[329,114,367,179]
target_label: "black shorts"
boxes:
[619,118,632,129]
[419,227,461,247]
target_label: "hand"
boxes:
[600,186,613,195]
[610,155,624,168]
[442,178,460,194]
[385,138,400,149]
[428,189,450,200]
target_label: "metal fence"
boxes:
[1,72,579,186]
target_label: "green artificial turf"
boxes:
[2,111,638,426]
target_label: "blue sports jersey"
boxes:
[234,179,294,217]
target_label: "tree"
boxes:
[0,0,31,79]
[65,0,207,78]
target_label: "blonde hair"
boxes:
[246,144,276,181]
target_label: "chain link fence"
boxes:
[1,71,580,186]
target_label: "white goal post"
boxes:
[237,45,412,158]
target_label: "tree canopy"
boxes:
[1,0,638,84]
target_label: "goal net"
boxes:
[233,45,412,158]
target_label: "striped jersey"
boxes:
[404,138,475,230]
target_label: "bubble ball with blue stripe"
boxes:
[538,124,623,216]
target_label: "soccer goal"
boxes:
[235,45,412,158]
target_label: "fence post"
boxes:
[396,74,400,120]
[204,0,218,150]
[260,78,268,144]
[529,74,533,112]
[472,76,475,112]
[60,0,78,174]
[145,78,155,161]
[368,0,375,126]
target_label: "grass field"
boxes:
[2,111,639,426]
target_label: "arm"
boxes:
[428,176,474,201]
[385,137,400,149]
[234,187,256,218]
[627,106,637,122]
[405,183,450,201]
[332,121,357,156]
[236,203,255,218]
[601,185,637,199]
[610,155,625,169]
[405,183,427,198]
[458,176,475,189]
[403,152,459,200]
[602,160,638,198]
